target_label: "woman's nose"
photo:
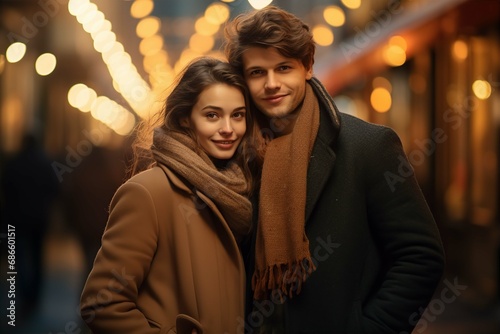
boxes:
[219,119,233,135]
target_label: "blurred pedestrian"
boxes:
[1,133,60,318]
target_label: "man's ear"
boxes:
[305,58,314,80]
[305,62,314,80]
[306,68,313,80]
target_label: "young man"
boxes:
[224,5,445,334]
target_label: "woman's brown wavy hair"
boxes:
[129,57,259,195]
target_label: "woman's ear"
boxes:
[180,117,190,128]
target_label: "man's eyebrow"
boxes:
[244,65,262,72]
[245,61,293,71]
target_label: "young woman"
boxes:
[80,57,258,334]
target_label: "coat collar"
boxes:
[158,164,193,194]
[158,164,244,267]
[305,77,342,222]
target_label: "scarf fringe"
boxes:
[252,257,317,302]
[253,83,320,302]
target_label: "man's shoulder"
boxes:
[338,112,391,135]
[334,112,403,153]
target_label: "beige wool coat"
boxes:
[80,165,246,334]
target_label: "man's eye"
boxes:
[250,70,264,76]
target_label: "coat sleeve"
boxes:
[362,126,445,334]
[80,180,160,334]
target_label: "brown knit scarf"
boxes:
[151,127,252,239]
[252,83,320,301]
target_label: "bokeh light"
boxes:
[472,80,492,100]
[312,25,334,46]
[323,6,345,27]
[6,42,27,63]
[35,53,57,76]
[370,87,392,113]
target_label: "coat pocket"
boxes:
[147,317,170,334]
[350,301,391,334]
[349,300,363,333]
[176,314,204,334]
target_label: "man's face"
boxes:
[242,47,313,121]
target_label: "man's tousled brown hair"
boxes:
[224,5,315,74]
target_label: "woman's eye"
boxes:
[206,113,218,119]
[233,112,245,119]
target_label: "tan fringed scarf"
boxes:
[252,83,320,301]
[151,128,253,239]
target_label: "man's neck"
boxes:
[269,105,303,138]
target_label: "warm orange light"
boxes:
[452,40,468,61]
[189,34,214,54]
[204,3,230,25]
[389,35,407,51]
[139,35,164,56]
[383,45,406,67]
[372,76,392,92]
[130,0,154,19]
[143,50,169,73]
[323,6,345,27]
[370,87,392,113]
[0,54,5,75]
[312,25,334,46]
[136,17,161,39]
[195,17,219,36]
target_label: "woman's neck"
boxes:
[211,157,231,170]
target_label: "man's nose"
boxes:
[264,73,280,90]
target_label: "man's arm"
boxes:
[363,126,445,333]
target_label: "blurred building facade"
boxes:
[0,0,499,332]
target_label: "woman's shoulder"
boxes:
[128,165,164,180]
[126,166,168,187]
[125,165,191,195]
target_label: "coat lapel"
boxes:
[305,78,342,222]
[305,110,336,222]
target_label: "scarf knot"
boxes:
[151,128,252,239]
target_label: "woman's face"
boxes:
[188,83,247,160]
